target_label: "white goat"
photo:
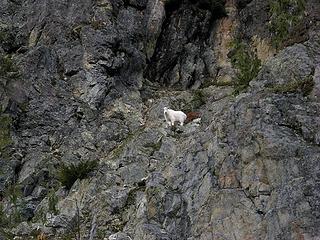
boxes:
[163,107,187,127]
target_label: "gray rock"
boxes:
[1,0,320,239]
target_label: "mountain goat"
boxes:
[163,107,187,127]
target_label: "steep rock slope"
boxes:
[0,0,320,239]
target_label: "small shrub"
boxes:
[0,113,12,152]
[0,227,14,240]
[268,75,314,96]
[230,40,261,94]
[0,203,9,227]
[269,0,306,48]
[69,25,83,40]
[182,89,207,112]
[143,137,163,155]
[0,26,18,53]
[0,31,7,43]
[111,129,143,159]
[48,189,59,215]
[0,55,20,79]
[191,89,207,109]
[5,184,23,225]
[90,20,105,30]
[59,160,98,190]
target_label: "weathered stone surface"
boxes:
[1,0,320,239]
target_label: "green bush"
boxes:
[0,113,12,151]
[268,75,314,96]
[58,160,98,190]
[230,40,261,94]
[269,0,306,48]
[0,55,19,79]
[191,89,207,109]
[182,89,207,112]
[0,31,8,43]
[0,203,8,227]
[48,189,59,215]
[4,184,23,226]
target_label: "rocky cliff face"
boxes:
[1,0,320,239]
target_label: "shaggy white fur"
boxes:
[163,107,187,127]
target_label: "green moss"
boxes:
[230,40,261,95]
[269,0,306,48]
[268,76,314,96]
[58,160,98,190]
[0,114,12,152]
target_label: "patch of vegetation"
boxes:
[105,216,126,233]
[268,75,314,96]
[0,55,20,79]
[32,207,46,224]
[143,137,163,155]
[144,139,162,152]
[0,225,14,240]
[58,160,98,190]
[111,128,143,159]
[192,89,207,108]
[48,188,59,215]
[269,0,306,48]
[183,89,207,112]
[0,203,9,227]
[96,228,108,239]
[111,134,134,159]
[0,113,13,152]
[230,40,261,95]
[124,186,145,210]
[1,184,24,228]
[90,20,105,30]
[0,31,8,43]
[214,81,234,87]
[0,25,18,53]
[68,25,83,40]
